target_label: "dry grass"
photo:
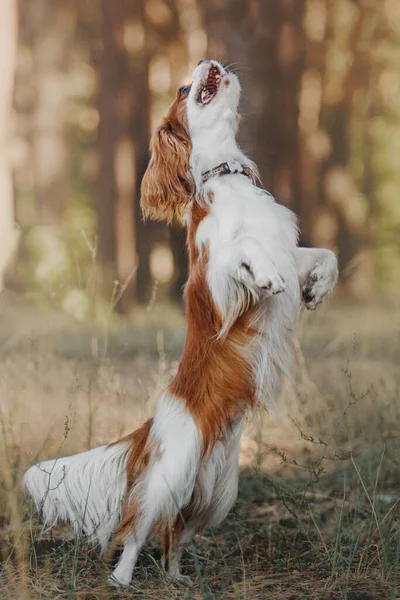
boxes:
[0,292,400,599]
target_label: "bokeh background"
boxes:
[1,2,400,599]
[1,0,400,312]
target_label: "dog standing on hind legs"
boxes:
[23,60,338,587]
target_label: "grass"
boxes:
[0,291,400,599]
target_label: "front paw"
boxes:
[240,262,286,297]
[303,255,338,310]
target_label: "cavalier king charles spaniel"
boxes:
[23,60,338,587]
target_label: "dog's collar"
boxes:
[201,161,255,185]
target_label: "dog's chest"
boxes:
[200,185,297,251]
[196,184,301,405]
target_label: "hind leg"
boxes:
[206,420,242,528]
[161,517,201,586]
[163,419,243,585]
[109,395,202,587]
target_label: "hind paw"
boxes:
[170,572,193,587]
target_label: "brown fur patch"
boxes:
[170,207,258,455]
[140,87,193,223]
[112,419,154,539]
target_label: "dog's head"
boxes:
[141,60,241,222]
[187,60,241,137]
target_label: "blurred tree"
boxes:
[96,0,134,302]
[315,1,379,291]
[201,0,306,214]
[94,0,154,308]
[138,0,190,304]
[169,222,188,301]
[370,0,400,287]
[96,0,119,287]
[0,0,18,290]
[302,0,384,293]
[201,0,391,293]
[96,0,188,307]
[7,0,398,308]
[11,0,76,295]
[130,0,151,305]
[30,1,75,227]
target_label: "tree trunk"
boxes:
[317,2,379,291]
[96,0,153,307]
[29,0,74,227]
[96,0,122,290]
[133,0,189,304]
[131,26,151,304]
[169,223,188,302]
[0,0,18,290]
[201,0,306,213]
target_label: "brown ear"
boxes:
[140,119,193,223]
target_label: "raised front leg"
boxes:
[208,237,286,336]
[296,247,338,310]
[236,238,286,296]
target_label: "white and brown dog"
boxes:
[23,60,338,587]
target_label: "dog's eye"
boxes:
[179,86,190,96]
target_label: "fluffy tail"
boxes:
[22,442,130,553]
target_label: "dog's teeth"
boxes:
[201,90,206,102]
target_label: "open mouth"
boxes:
[197,64,223,106]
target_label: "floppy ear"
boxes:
[140,119,193,223]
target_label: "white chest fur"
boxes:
[195,176,301,405]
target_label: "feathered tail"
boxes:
[22,442,130,553]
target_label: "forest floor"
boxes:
[0,291,400,599]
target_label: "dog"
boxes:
[23,60,338,587]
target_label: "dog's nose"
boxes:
[198,60,205,65]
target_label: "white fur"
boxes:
[187,61,337,405]
[162,417,244,587]
[23,60,338,588]
[110,397,243,587]
[296,247,338,309]
[110,392,203,586]
[22,443,129,553]
[188,60,249,189]
[198,179,301,403]
[189,62,301,406]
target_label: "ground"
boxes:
[0,291,399,599]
